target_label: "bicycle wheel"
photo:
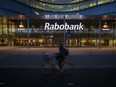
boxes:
[62,61,73,73]
[41,63,54,74]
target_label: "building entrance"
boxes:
[0,15,116,47]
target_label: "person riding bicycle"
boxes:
[55,44,69,70]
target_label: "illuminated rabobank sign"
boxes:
[44,22,83,30]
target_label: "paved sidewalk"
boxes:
[0,47,116,57]
[0,55,116,68]
[0,47,116,68]
[0,47,116,87]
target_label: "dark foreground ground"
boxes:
[0,55,116,87]
[0,68,116,87]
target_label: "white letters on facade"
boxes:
[44,22,83,31]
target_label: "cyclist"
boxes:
[55,44,69,70]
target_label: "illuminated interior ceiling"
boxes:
[17,0,114,12]
[35,0,85,4]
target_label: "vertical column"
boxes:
[7,18,10,46]
[114,22,115,47]
[112,23,114,46]
[99,18,101,49]
[27,18,30,49]
[1,17,3,45]
[63,15,66,47]
[113,22,115,46]
[26,0,30,49]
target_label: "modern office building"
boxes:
[0,0,116,47]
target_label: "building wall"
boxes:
[0,0,116,15]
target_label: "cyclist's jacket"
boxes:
[60,48,69,56]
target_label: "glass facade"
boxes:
[16,0,115,12]
[37,0,83,4]
[0,15,116,47]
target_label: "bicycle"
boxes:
[41,53,73,74]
